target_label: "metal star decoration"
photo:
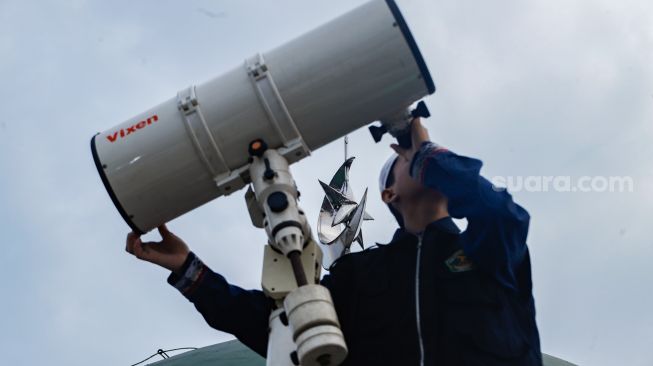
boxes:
[317,157,373,270]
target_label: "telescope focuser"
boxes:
[368,100,431,149]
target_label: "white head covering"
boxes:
[378,153,398,194]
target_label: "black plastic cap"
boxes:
[369,124,388,143]
[267,191,289,213]
[248,139,268,157]
[411,101,431,119]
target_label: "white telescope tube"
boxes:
[91,0,435,233]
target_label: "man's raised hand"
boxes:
[390,117,430,163]
[125,224,190,274]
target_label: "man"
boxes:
[126,118,542,365]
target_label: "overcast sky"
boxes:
[1,0,652,365]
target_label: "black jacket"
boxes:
[323,217,541,365]
[168,142,542,365]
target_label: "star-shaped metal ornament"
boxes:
[317,157,373,270]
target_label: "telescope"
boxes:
[91,0,434,235]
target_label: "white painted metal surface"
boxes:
[283,285,347,366]
[266,309,296,366]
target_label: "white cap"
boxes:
[378,154,398,194]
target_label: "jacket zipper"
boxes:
[415,234,425,366]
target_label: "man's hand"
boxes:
[390,117,430,162]
[125,225,190,274]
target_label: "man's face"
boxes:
[386,156,428,204]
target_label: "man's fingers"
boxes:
[132,239,156,260]
[126,232,139,254]
[131,237,143,258]
[411,118,422,142]
[411,117,430,147]
[158,224,170,238]
[390,144,409,161]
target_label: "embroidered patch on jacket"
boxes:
[445,249,475,273]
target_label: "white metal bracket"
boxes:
[177,85,230,179]
[214,164,250,197]
[245,53,311,161]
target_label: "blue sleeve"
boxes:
[410,142,531,291]
[167,252,273,357]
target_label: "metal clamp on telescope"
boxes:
[245,139,348,366]
[368,100,431,148]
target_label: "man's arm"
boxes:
[168,252,272,357]
[410,141,530,291]
[125,226,272,357]
[393,119,530,291]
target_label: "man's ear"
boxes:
[381,187,398,204]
